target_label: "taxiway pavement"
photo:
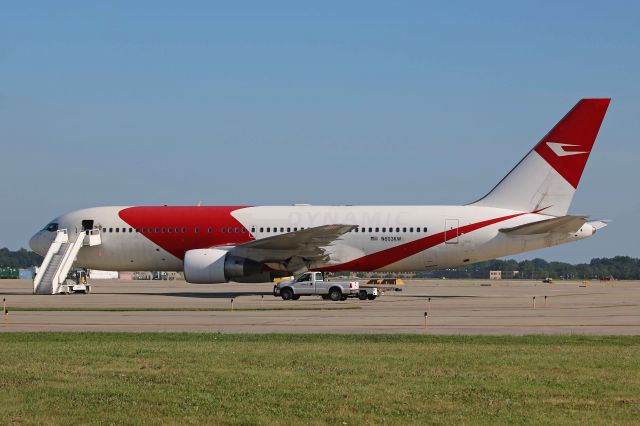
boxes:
[1,279,638,334]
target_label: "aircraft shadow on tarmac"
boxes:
[100,292,479,299]
[0,290,481,299]
[407,295,478,298]
[107,290,275,299]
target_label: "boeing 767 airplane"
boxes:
[30,99,610,285]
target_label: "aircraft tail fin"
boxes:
[471,99,610,216]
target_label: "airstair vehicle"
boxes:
[33,228,101,295]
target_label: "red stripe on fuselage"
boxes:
[120,206,528,272]
[319,211,527,272]
[119,206,253,260]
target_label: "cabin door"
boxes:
[444,219,459,244]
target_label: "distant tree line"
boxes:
[0,248,43,269]
[418,256,640,280]
[1,247,639,279]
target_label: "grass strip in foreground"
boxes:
[0,334,638,424]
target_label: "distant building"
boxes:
[119,272,134,281]
[489,270,519,280]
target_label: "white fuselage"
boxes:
[29,205,596,273]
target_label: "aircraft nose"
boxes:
[29,232,47,256]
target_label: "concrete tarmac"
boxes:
[1,279,639,334]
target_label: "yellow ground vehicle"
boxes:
[62,270,91,294]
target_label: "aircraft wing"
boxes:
[228,224,357,271]
[240,224,356,251]
[499,215,588,235]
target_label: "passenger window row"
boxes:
[252,226,427,234]
[101,226,427,234]
[352,227,428,233]
[253,226,427,233]
[103,227,137,233]
[257,227,304,233]
[102,227,249,234]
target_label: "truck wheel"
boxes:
[367,295,377,300]
[292,294,300,301]
[328,287,342,302]
[273,285,278,296]
[281,288,293,301]
[358,290,367,301]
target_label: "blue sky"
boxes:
[1,1,639,262]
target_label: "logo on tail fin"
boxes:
[545,142,589,157]
[533,99,610,188]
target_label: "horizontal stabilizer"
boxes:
[588,220,610,230]
[499,215,588,235]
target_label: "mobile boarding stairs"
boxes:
[33,229,101,295]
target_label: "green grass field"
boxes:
[1,334,638,425]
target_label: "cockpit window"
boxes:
[44,223,59,232]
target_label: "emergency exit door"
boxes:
[444,219,459,244]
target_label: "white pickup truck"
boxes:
[274,272,361,301]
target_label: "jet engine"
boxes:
[183,248,278,284]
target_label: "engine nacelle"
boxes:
[183,249,263,284]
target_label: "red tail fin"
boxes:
[472,99,610,216]
[533,98,610,188]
